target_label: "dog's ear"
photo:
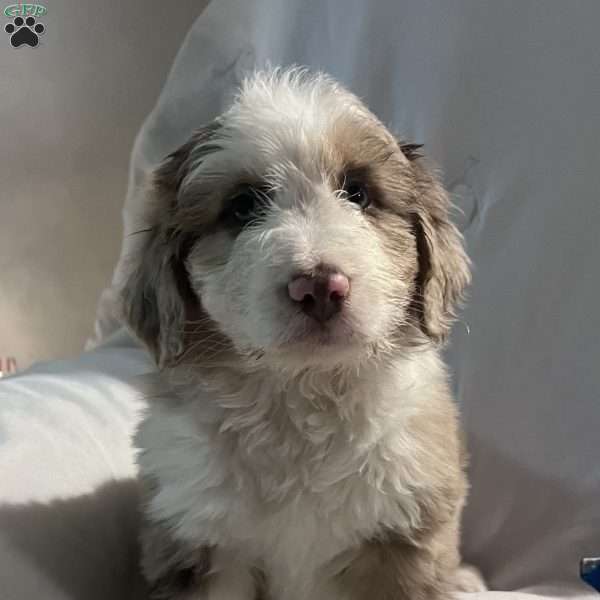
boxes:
[401,144,471,344]
[120,123,220,368]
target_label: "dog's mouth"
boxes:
[260,312,374,371]
[278,311,359,350]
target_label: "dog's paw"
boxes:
[453,564,487,593]
[5,16,45,48]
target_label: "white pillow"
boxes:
[0,329,154,600]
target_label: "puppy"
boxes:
[120,68,486,600]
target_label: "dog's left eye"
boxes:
[229,187,263,224]
[343,179,370,210]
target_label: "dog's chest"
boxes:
[141,380,427,573]
[213,406,424,576]
[138,357,455,594]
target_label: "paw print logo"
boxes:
[5,15,45,47]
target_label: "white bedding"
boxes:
[0,330,596,600]
[0,330,153,599]
[2,1,600,598]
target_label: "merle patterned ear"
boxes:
[154,121,222,197]
[121,229,192,368]
[400,143,471,343]
[120,123,220,367]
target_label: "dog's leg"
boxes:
[452,564,487,593]
[205,548,258,600]
[335,539,452,600]
[141,518,259,600]
[333,519,481,600]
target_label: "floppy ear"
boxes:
[120,123,220,368]
[402,145,471,343]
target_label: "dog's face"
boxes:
[122,70,470,372]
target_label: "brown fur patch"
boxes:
[323,116,469,344]
[408,156,471,342]
[121,122,238,369]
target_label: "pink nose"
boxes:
[288,269,350,323]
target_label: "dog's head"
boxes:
[121,69,470,373]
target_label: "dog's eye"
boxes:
[343,179,370,210]
[229,187,263,224]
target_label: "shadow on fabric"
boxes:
[0,479,149,600]
[462,433,599,592]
